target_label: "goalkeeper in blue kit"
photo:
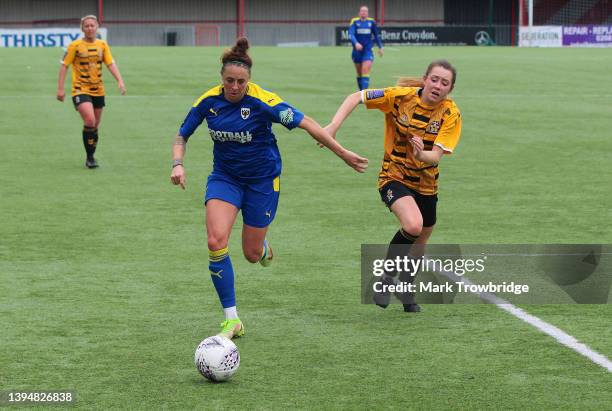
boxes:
[348,5,384,90]
[170,37,368,339]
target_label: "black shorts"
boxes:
[379,180,438,227]
[72,94,105,110]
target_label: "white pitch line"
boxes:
[431,260,612,373]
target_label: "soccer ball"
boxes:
[194,336,240,382]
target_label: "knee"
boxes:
[83,118,96,128]
[402,221,423,238]
[243,246,262,264]
[207,234,228,252]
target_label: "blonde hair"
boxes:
[396,59,457,90]
[396,77,424,87]
[80,15,99,29]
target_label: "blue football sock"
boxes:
[362,75,370,89]
[357,77,363,90]
[209,247,236,308]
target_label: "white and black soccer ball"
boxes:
[194,336,240,382]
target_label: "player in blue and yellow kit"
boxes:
[349,6,384,90]
[170,38,368,339]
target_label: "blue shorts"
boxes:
[352,48,374,64]
[205,171,280,228]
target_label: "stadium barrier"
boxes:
[519,25,612,47]
[335,26,513,46]
[0,28,107,47]
[2,24,610,48]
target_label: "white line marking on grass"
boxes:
[496,304,612,372]
[431,260,612,373]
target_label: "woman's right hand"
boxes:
[56,90,65,102]
[170,165,186,189]
[341,150,369,173]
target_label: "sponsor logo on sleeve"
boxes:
[366,89,385,100]
[279,108,294,126]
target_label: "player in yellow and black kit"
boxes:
[57,15,126,168]
[326,60,462,312]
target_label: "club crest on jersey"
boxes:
[241,107,250,120]
[426,121,441,134]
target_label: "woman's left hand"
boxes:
[118,82,126,95]
[410,136,424,155]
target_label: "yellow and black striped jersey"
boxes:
[362,87,462,196]
[61,38,114,97]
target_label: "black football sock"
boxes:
[387,229,419,305]
[82,126,96,160]
[375,229,418,308]
[92,128,99,156]
[385,228,418,276]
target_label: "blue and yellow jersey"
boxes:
[348,17,383,50]
[179,82,305,182]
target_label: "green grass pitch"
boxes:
[1,45,611,409]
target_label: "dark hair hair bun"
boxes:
[234,37,250,54]
[221,37,253,69]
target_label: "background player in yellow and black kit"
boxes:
[326,60,462,312]
[56,15,126,168]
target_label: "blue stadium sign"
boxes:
[0,28,108,47]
